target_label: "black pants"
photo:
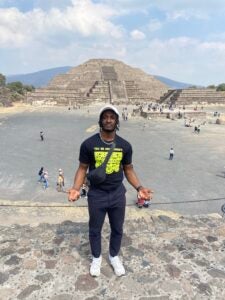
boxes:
[169,153,174,160]
[87,184,126,258]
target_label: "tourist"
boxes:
[80,182,88,198]
[57,169,64,192]
[68,104,153,277]
[40,131,44,141]
[142,122,147,130]
[38,167,44,182]
[43,171,49,189]
[169,147,174,160]
[194,125,200,134]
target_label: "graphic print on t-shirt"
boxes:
[94,147,123,174]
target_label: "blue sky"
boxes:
[1,0,225,86]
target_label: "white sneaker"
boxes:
[109,255,126,276]
[90,256,102,277]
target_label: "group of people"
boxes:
[213,111,220,117]
[184,117,203,134]
[38,167,65,191]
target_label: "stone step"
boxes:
[28,58,169,105]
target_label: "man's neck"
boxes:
[100,130,116,141]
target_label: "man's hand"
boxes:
[68,188,80,202]
[138,187,154,200]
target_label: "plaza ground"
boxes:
[0,103,225,215]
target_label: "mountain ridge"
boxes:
[6,66,195,89]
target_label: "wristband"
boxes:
[136,185,143,192]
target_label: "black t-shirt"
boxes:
[79,133,132,191]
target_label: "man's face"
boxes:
[101,110,118,132]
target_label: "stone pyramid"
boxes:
[27,59,168,105]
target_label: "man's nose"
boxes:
[106,117,112,122]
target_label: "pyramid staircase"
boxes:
[27,59,168,106]
[160,88,225,106]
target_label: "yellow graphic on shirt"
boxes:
[94,148,123,174]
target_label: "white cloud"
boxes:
[200,41,225,51]
[130,29,145,40]
[1,0,225,85]
[154,0,225,12]
[103,0,151,14]
[166,9,209,21]
[0,8,26,47]
[148,63,158,72]
[147,19,162,32]
[0,0,123,48]
[134,37,225,85]
[104,0,225,19]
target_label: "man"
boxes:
[169,147,174,160]
[43,170,49,189]
[40,131,44,141]
[68,104,153,277]
[57,168,65,192]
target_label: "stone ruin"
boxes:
[160,88,225,106]
[27,59,168,106]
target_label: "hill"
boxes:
[6,66,195,89]
[6,66,72,88]
[154,75,195,89]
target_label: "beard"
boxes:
[101,125,116,132]
[100,120,117,132]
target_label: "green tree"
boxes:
[216,83,225,91]
[7,81,24,95]
[23,84,35,92]
[10,93,22,102]
[0,73,6,87]
[207,85,216,89]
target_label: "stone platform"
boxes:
[0,207,225,300]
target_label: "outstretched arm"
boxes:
[68,163,89,202]
[123,164,153,200]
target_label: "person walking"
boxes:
[43,171,49,189]
[40,131,44,141]
[169,147,174,160]
[38,167,44,182]
[57,169,65,192]
[68,104,153,277]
